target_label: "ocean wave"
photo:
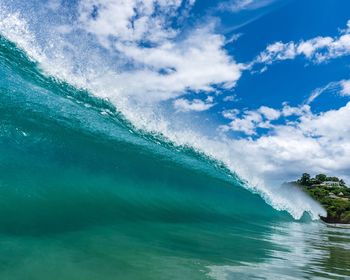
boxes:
[0,5,326,220]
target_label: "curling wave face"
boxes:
[0,35,288,230]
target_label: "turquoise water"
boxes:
[0,36,350,279]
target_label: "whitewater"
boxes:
[0,2,349,279]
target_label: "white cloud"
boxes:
[258,106,280,120]
[221,104,307,135]
[281,103,311,117]
[173,96,215,112]
[222,108,240,119]
[254,19,350,67]
[299,103,350,139]
[306,82,339,104]
[305,79,350,104]
[227,111,264,135]
[347,19,350,32]
[78,0,182,45]
[221,106,280,135]
[223,95,236,102]
[219,0,275,13]
[220,101,319,136]
[111,26,242,101]
[73,1,243,104]
[47,0,61,11]
[225,33,242,44]
[340,79,350,96]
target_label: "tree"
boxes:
[299,173,311,185]
[316,174,327,182]
[327,176,339,182]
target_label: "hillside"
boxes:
[293,173,350,224]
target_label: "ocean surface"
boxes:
[0,24,350,280]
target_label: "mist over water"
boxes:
[0,2,349,279]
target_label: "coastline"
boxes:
[289,173,350,224]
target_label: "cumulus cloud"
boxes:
[222,108,240,119]
[221,110,264,135]
[78,0,182,45]
[173,96,215,112]
[258,106,280,120]
[74,0,243,103]
[221,104,310,135]
[112,27,242,101]
[253,19,350,67]
[281,103,311,117]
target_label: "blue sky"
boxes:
[1,0,350,191]
[224,0,350,107]
[183,0,350,129]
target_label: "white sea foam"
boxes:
[0,3,326,220]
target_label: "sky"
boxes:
[1,0,350,190]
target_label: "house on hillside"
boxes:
[321,181,341,188]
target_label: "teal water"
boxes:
[0,36,350,279]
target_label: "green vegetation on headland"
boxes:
[292,173,350,224]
